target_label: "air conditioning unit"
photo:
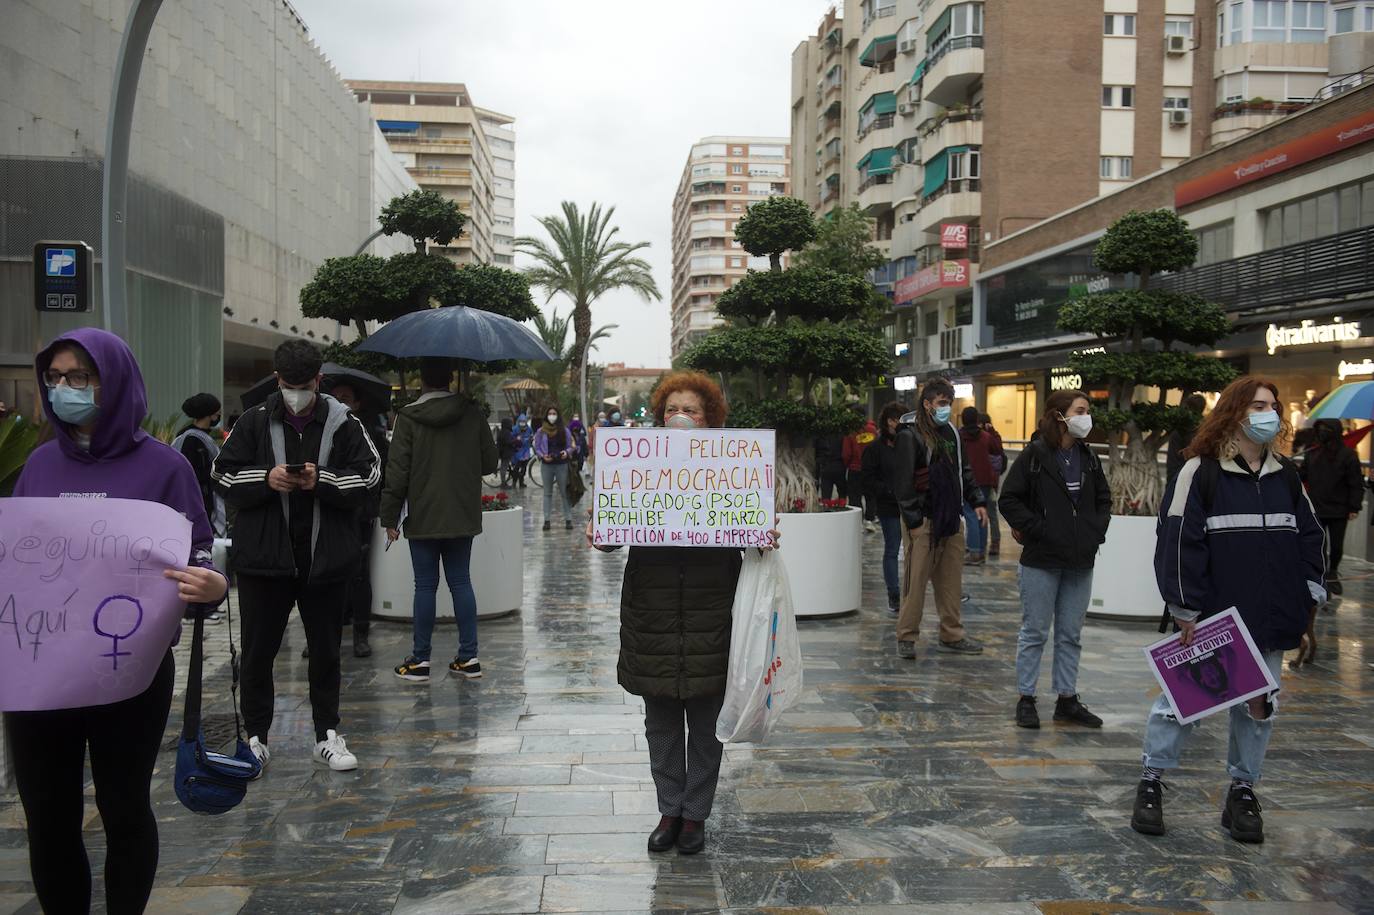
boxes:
[1169,109,1191,126]
[1167,34,1188,55]
[898,38,916,53]
[906,84,921,105]
[898,102,914,115]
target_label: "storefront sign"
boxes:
[1175,110,1374,208]
[893,375,917,391]
[1265,317,1361,355]
[1050,367,1083,391]
[593,428,775,549]
[895,259,970,305]
[940,223,969,249]
[984,243,1135,346]
[1338,358,1374,381]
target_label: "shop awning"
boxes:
[859,34,896,66]
[858,147,899,176]
[860,91,898,117]
[911,58,929,84]
[923,149,949,197]
[377,120,420,133]
[926,8,952,43]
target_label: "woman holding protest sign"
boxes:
[586,370,778,855]
[1132,376,1325,845]
[3,328,227,914]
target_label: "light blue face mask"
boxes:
[932,404,952,426]
[1243,410,1280,444]
[50,384,100,426]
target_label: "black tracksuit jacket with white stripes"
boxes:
[212,390,380,583]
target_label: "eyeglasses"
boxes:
[43,369,98,390]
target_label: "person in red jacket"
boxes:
[959,406,1005,564]
[843,415,879,531]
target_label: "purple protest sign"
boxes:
[1143,607,1279,725]
[0,497,192,711]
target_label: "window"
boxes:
[1218,9,1226,45]
[1368,5,1374,30]
[1102,86,1135,108]
[731,184,742,193]
[1230,1,1243,44]
[731,164,743,174]
[949,148,980,180]
[731,203,742,211]
[1100,156,1113,179]
[1262,181,1374,248]
[1194,221,1234,266]
[1104,13,1136,35]
[1253,0,1288,40]
[1334,4,1356,31]
[1163,95,1191,109]
[1164,17,1194,37]
[951,2,984,38]
[1100,156,1133,179]
[731,146,745,155]
[729,257,742,268]
[1291,1,1328,39]
[692,143,726,159]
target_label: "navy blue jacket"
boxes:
[1155,452,1326,652]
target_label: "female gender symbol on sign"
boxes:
[93,595,143,670]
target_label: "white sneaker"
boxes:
[313,730,358,771]
[248,736,269,779]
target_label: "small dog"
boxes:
[1289,604,1320,669]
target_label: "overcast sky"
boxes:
[289,0,831,368]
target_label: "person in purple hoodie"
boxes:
[3,328,227,915]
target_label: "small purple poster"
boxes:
[0,497,192,712]
[1143,607,1279,725]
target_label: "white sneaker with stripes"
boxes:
[312,730,358,771]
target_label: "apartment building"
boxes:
[790,0,1369,387]
[669,137,792,357]
[478,109,518,265]
[349,81,514,266]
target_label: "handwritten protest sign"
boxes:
[593,428,775,548]
[1143,607,1278,725]
[0,497,192,711]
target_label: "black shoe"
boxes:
[897,640,916,660]
[353,637,372,659]
[301,645,310,659]
[1054,694,1103,728]
[647,815,682,853]
[565,520,573,530]
[449,657,482,679]
[1016,695,1040,729]
[543,520,551,531]
[1222,784,1264,843]
[1131,778,1165,836]
[1329,578,1343,596]
[938,636,984,654]
[677,818,706,854]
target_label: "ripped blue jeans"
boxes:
[1140,649,1284,783]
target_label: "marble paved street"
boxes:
[2,486,1373,913]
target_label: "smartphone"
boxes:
[285,463,307,474]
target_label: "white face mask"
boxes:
[666,413,700,429]
[547,414,558,424]
[1065,414,1093,439]
[281,387,316,415]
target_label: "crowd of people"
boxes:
[0,322,1362,907]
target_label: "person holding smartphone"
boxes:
[212,340,380,774]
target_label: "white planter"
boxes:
[1087,514,1163,621]
[776,505,863,618]
[370,507,524,623]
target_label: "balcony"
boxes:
[858,173,896,214]
[386,135,473,155]
[924,36,984,106]
[406,166,472,185]
[923,110,983,160]
[919,178,981,233]
[940,324,977,361]
[857,113,895,140]
[1154,225,1374,313]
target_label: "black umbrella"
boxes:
[239,363,392,415]
[356,306,555,361]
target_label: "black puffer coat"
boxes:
[617,546,743,699]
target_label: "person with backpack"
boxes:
[958,406,1003,565]
[998,390,1111,730]
[534,404,578,531]
[979,414,1005,556]
[1131,376,1325,845]
[1300,418,1363,596]
[496,416,516,488]
[888,378,987,659]
[842,410,878,527]
[863,401,907,615]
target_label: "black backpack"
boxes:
[1010,440,1103,543]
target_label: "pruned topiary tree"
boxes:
[682,196,889,512]
[1058,209,1237,514]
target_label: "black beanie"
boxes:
[182,393,221,420]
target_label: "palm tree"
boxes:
[516,202,661,423]
[528,308,617,412]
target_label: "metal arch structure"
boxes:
[101,0,165,339]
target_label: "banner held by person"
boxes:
[1143,607,1279,725]
[593,428,775,548]
[0,497,192,711]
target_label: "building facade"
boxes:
[790,0,1369,401]
[349,81,514,267]
[0,0,417,420]
[669,136,792,358]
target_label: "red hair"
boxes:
[1184,376,1288,460]
[651,371,728,428]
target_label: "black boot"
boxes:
[1222,783,1264,843]
[1016,695,1040,729]
[677,818,706,854]
[1054,694,1103,728]
[1131,778,1165,836]
[647,815,681,853]
[353,635,372,658]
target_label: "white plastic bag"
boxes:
[715,550,803,743]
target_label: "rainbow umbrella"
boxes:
[1308,381,1374,421]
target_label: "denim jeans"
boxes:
[1015,565,1093,697]
[408,537,478,662]
[1141,649,1284,783]
[540,460,572,522]
[962,485,998,553]
[962,501,985,554]
[878,515,902,604]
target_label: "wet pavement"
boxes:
[2,484,1372,914]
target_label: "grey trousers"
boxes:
[643,694,725,821]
